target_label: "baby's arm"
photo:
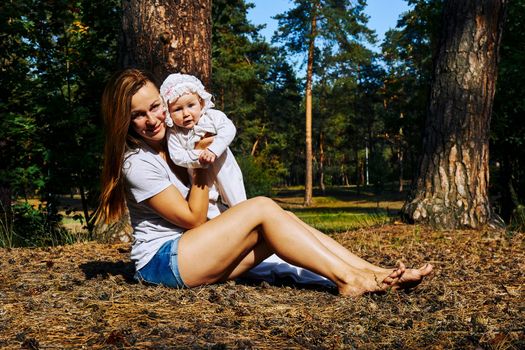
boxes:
[205,110,236,158]
[168,131,205,169]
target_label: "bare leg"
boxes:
[285,212,435,287]
[178,197,432,296]
[179,197,372,295]
[285,211,404,277]
[219,235,274,281]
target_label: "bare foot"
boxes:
[338,263,409,297]
[381,261,406,284]
[337,263,433,297]
[382,263,434,291]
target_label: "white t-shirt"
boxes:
[123,146,189,270]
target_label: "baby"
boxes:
[160,73,246,218]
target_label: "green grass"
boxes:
[294,210,393,233]
[273,186,405,233]
[0,207,15,248]
[2,186,405,247]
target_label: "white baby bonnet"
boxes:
[160,73,214,127]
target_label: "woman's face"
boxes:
[130,82,167,146]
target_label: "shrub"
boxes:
[0,205,14,248]
[237,156,279,198]
[509,204,525,232]
[0,202,74,248]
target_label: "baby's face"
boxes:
[168,92,204,129]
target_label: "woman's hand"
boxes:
[195,136,214,150]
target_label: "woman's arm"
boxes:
[145,169,209,229]
[195,136,214,150]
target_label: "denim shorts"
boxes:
[135,237,187,288]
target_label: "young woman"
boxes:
[96,68,433,297]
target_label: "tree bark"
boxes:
[398,112,405,193]
[398,146,404,193]
[319,132,325,193]
[401,0,507,229]
[303,2,318,207]
[119,0,212,85]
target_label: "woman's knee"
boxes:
[285,210,298,219]
[251,196,275,205]
[249,196,279,214]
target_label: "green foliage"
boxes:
[380,0,444,177]
[237,156,278,198]
[212,1,303,186]
[491,0,525,224]
[212,0,269,119]
[272,0,395,190]
[0,111,46,198]
[0,203,76,248]
[0,0,120,239]
[294,210,392,233]
[273,0,375,73]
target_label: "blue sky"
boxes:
[246,0,411,49]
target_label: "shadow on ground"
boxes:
[80,260,136,284]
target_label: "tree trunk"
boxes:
[401,0,507,229]
[398,112,404,193]
[355,147,360,194]
[304,3,317,207]
[319,132,325,193]
[120,0,212,84]
[112,0,211,241]
[398,146,404,193]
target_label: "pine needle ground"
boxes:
[0,224,523,349]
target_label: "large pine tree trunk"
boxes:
[119,0,211,84]
[110,0,211,242]
[402,0,507,229]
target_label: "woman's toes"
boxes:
[382,275,399,286]
[419,263,433,275]
[387,269,400,279]
[397,261,406,273]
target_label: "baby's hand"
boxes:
[199,149,216,165]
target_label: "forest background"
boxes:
[1,0,524,246]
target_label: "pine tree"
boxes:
[401,0,508,229]
[273,0,374,206]
[120,0,212,83]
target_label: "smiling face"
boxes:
[130,82,167,148]
[168,92,204,129]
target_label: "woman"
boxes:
[96,68,433,297]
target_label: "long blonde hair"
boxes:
[95,69,159,224]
